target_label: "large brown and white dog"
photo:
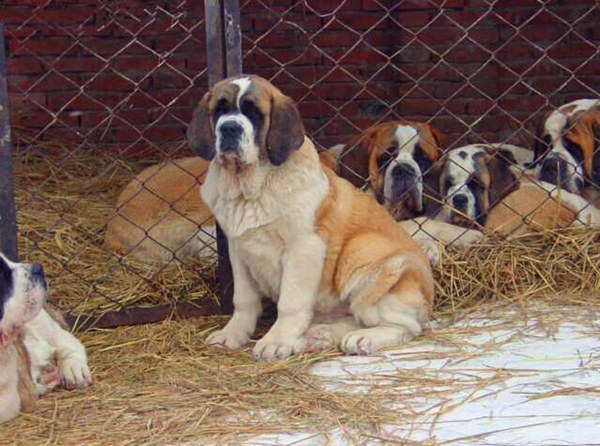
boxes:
[104,156,216,262]
[187,75,434,361]
[320,123,484,255]
[0,254,92,424]
[321,120,445,220]
[439,144,600,236]
[531,99,600,202]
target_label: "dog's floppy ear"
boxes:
[187,92,215,160]
[530,110,553,166]
[427,123,446,150]
[487,149,520,207]
[267,93,305,166]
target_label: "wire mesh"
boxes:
[3,0,600,326]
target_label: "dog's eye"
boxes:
[467,177,483,189]
[444,179,453,192]
[563,138,584,162]
[414,144,433,173]
[241,101,260,120]
[377,146,396,170]
[214,99,229,120]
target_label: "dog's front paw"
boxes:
[452,229,484,248]
[252,335,304,362]
[206,328,249,350]
[59,357,93,390]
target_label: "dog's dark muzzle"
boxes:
[538,155,575,192]
[219,121,243,155]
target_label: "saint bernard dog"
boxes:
[320,120,445,220]
[0,253,92,424]
[320,122,484,256]
[439,143,600,236]
[530,98,600,205]
[187,75,434,361]
[104,156,216,263]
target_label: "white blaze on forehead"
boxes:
[232,77,252,108]
[394,125,419,153]
[445,145,485,184]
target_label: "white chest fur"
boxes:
[201,149,328,300]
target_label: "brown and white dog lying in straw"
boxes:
[188,75,434,360]
[0,253,92,424]
[104,156,216,263]
[530,99,600,206]
[319,121,484,255]
[439,143,600,237]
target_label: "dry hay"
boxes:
[434,228,600,317]
[3,303,599,445]
[12,140,217,318]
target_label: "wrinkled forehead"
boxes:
[445,146,486,182]
[211,76,271,110]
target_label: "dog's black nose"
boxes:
[391,163,415,178]
[220,122,243,138]
[31,263,45,278]
[452,194,468,210]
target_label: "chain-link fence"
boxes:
[2,0,219,328]
[2,0,599,327]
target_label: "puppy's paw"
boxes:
[452,229,484,248]
[252,335,304,362]
[341,326,413,356]
[36,363,60,396]
[304,325,336,353]
[59,357,93,390]
[206,328,249,350]
[416,239,441,266]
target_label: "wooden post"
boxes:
[0,24,19,262]
[203,0,242,314]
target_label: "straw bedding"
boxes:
[12,142,218,318]
[6,143,600,444]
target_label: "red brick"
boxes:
[34,8,97,25]
[85,73,140,92]
[6,57,43,75]
[143,125,184,141]
[51,57,106,73]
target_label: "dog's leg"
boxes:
[339,236,431,355]
[304,317,360,353]
[23,310,92,391]
[252,235,326,361]
[0,345,21,424]
[400,217,484,249]
[206,240,262,349]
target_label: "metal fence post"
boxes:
[0,24,18,262]
[204,0,241,315]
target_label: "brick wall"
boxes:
[2,0,599,154]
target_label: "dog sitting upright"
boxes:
[0,253,92,424]
[188,75,434,361]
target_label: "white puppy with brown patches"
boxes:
[189,75,434,361]
[0,253,92,424]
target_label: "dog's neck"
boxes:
[201,137,326,238]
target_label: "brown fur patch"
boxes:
[315,164,433,311]
[564,108,600,178]
[15,332,38,413]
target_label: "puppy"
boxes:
[320,123,483,260]
[188,75,434,360]
[105,156,216,263]
[0,254,92,424]
[438,144,600,237]
[531,99,600,198]
[320,120,445,220]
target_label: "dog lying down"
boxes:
[0,253,92,424]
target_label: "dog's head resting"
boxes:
[333,121,445,220]
[531,99,600,195]
[439,145,520,228]
[187,75,305,169]
[0,254,47,347]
